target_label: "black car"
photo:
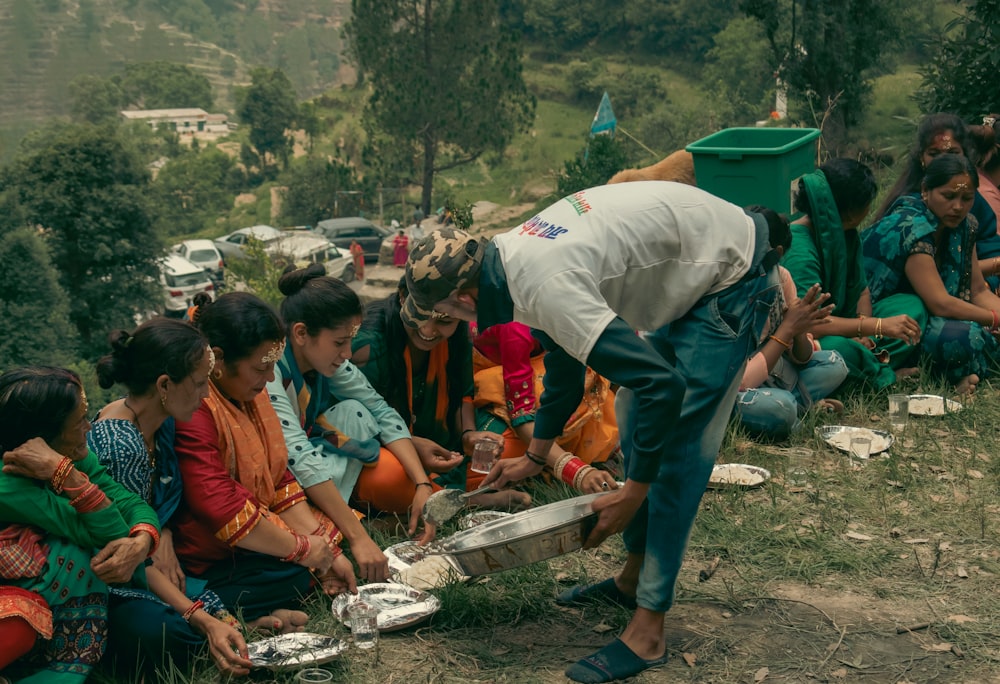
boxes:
[315,217,391,262]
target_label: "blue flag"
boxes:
[590,92,617,136]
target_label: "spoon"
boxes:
[422,484,495,525]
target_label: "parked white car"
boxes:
[173,239,224,282]
[213,225,283,264]
[273,230,356,282]
[160,254,214,316]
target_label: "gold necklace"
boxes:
[123,397,157,470]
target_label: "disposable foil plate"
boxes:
[332,583,440,631]
[908,394,962,416]
[247,632,346,670]
[816,425,894,456]
[457,510,514,530]
[707,463,771,489]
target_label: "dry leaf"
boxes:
[845,532,873,541]
[754,666,769,682]
[830,667,848,678]
[890,527,903,537]
[938,541,952,551]
[956,567,969,578]
[682,652,697,668]
[904,538,930,544]
[771,523,787,532]
[592,622,613,634]
[977,452,991,462]
[887,480,905,488]
[967,469,984,479]
[721,611,733,618]
[922,643,954,652]
[929,494,945,503]
[947,614,977,624]
[928,465,947,473]
[554,572,571,582]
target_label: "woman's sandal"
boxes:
[565,638,669,683]
[555,578,637,610]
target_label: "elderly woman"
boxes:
[0,366,158,683]
[171,292,356,641]
[864,154,1000,394]
[88,318,253,678]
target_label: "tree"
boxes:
[2,124,163,357]
[279,156,369,226]
[917,0,1000,118]
[556,134,628,196]
[347,0,536,215]
[703,17,775,125]
[121,61,214,111]
[151,148,242,236]
[237,67,299,172]
[68,74,126,125]
[742,0,905,139]
[0,227,78,369]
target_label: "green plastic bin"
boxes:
[686,127,820,215]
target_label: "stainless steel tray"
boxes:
[706,463,771,489]
[247,632,346,670]
[332,583,440,631]
[435,492,606,576]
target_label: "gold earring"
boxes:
[212,368,223,380]
[160,393,167,408]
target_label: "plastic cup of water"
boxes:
[297,668,333,683]
[888,394,909,433]
[470,439,501,474]
[348,603,378,650]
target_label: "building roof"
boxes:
[121,108,212,120]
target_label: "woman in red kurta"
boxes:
[392,230,409,268]
[471,321,620,491]
[171,293,357,633]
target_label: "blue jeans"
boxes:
[735,350,848,440]
[617,263,780,612]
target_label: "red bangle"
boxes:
[130,523,161,556]
[50,457,74,493]
[69,483,106,513]
[62,471,93,496]
[181,600,205,622]
[560,457,586,485]
[281,533,311,563]
[991,309,998,330]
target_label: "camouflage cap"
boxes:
[401,227,485,328]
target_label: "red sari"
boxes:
[392,233,409,267]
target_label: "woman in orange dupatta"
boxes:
[171,293,356,635]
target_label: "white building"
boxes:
[120,108,230,139]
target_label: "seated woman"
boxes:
[268,265,430,575]
[874,113,1000,290]
[471,321,619,492]
[969,115,1000,219]
[171,293,356,637]
[864,154,1000,394]
[782,158,925,390]
[0,366,158,683]
[735,215,846,440]
[88,318,253,678]
[351,283,530,512]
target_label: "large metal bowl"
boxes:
[434,492,606,576]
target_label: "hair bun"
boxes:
[107,330,133,355]
[278,263,327,296]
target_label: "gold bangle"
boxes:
[875,318,884,340]
[768,334,791,351]
[857,314,867,336]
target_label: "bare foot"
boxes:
[814,398,844,414]
[248,608,309,634]
[955,374,980,396]
[468,490,532,512]
[895,367,920,382]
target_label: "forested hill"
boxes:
[0,0,352,148]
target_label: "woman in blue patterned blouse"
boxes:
[87,318,255,679]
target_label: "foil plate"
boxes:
[908,394,962,416]
[247,632,346,670]
[332,583,440,631]
[816,425,894,456]
[706,463,771,490]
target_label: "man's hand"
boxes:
[582,480,649,549]
[481,455,544,490]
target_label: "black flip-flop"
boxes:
[565,638,669,683]
[555,578,637,610]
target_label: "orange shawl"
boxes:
[202,381,291,507]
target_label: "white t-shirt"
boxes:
[493,181,756,363]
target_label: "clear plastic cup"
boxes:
[348,603,379,650]
[888,394,909,433]
[470,439,501,474]
[850,435,873,461]
[297,668,333,683]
